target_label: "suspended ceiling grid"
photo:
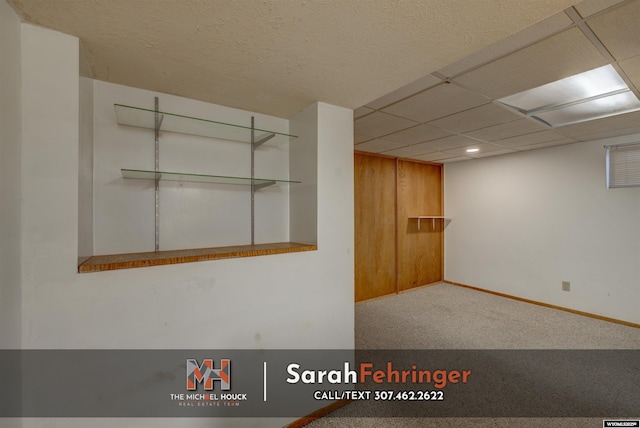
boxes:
[355,0,640,162]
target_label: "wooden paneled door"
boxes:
[354,152,444,301]
[396,159,444,291]
[354,153,397,302]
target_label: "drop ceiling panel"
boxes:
[439,142,507,157]
[517,140,577,151]
[354,111,418,138]
[350,0,640,163]
[453,27,608,99]
[437,12,573,78]
[465,118,550,141]
[355,133,374,144]
[411,135,483,152]
[382,83,488,123]
[574,0,624,18]
[555,109,640,139]
[365,74,442,110]
[427,102,522,133]
[492,130,573,148]
[587,0,640,60]
[354,106,374,119]
[619,54,640,90]
[354,138,408,153]
[414,152,470,162]
[381,124,453,145]
[469,148,517,158]
[380,144,435,158]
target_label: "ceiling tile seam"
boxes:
[355,121,428,141]
[444,80,556,129]
[433,149,483,160]
[443,0,640,84]
[357,4,611,116]
[425,117,522,139]
[355,0,639,159]
[610,63,640,100]
[353,109,378,121]
[358,90,515,140]
[378,132,504,157]
[353,107,375,119]
[367,4,631,139]
[370,111,550,152]
[556,120,640,142]
[436,14,577,81]
[439,137,578,161]
[569,5,640,101]
[358,97,576,149]
[368,16,580,114]
[353,135,374,144]
[383,130,488,151]
[354,139,411,150]
[466,126,562,143]
[565,7,616,62]
[380,81,498,125]
[491,141,548,150]
[490,135,578,149]
[380,138,468,154]
[378,147,434,157]
[431,71,449,82]
[574,0,636,20]
[362,79,444,113]
[515,140,578,151]
[354,110,423,127]
[414,152,463,161]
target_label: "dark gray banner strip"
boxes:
[0,350,638,417]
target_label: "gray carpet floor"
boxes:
[303,282,640,427]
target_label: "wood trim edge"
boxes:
[283,399,352,428]
[445,280,640,329]
[394,157,399,295]
[398,280,442,294]
[354,150,398,160]
[78,242,317,273]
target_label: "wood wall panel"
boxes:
[354,153,397,301]
[396,159,443,291]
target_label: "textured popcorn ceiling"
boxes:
[8,0,577,118]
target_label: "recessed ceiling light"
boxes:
[497,65,640,128]
[466,148,480,153]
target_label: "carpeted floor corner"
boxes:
[303,282,640,427]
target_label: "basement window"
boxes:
[498,65,640,128]
[606,142,640,188]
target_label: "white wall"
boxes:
[445,138,640,324]
[290,103,319,244]
[92,81,292,254]
[77,73,93,263]
[16,21,354,428]
[0,0,22,350]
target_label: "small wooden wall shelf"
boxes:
[408,216,451,230]
[78,242,317,273]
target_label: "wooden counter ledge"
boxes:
[78,242,317,273]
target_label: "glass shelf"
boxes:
[122,168,300,188]
[114,104,297,146]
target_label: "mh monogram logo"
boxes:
[186,358,231,391]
